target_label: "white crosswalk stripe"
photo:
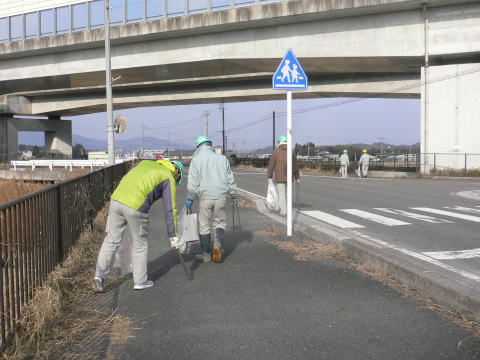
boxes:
[339,209,411,226]
[412,208,480,222]
[375,208,453,223]
[301,210,365,229]
[444,206,480,214]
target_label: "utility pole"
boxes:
[203,110,210,137]
[167,132,170,158]
[219,103,225,155]
[272,111,276,151]
[141,123,145,158]
[104,0,115,165]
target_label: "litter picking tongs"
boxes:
[232,198,242,231]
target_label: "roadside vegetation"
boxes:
[1,204,136,360]
[0,180,48,204]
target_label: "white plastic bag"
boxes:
[178,206,199,243]
[266,179,280,212]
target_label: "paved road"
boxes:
[233,169,480,283]
[105,185,480,359]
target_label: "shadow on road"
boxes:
[146,229,254,281]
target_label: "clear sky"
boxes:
[64,97,420,151]
[18,97,420,151]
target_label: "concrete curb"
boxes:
[239,190,480,322]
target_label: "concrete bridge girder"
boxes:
[0,1,479,96]
[27,74,420,116]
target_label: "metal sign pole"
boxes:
[272,49,307,238]
[287,90,293,237]
[105,0,115,165]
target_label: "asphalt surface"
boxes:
[233,169,480,281]
[104,186,480,360]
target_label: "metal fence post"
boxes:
[465,153,467,176]
[433,153,436,175]
[56,187,63,262]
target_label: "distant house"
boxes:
[167,150,195,160]
[21,150,33,159]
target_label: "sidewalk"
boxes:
[100,189,480,360]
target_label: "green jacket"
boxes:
[187,145,237,201]
[111,160,178,237]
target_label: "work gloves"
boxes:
[170,236,186,254]
[231,193,238,202]
[185,199,193,209]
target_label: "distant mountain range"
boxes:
[18,132,190,151]
[72,135,189,151]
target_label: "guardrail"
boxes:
[0,161,132,351]
[0,0,292,44]
[11,159,125,171]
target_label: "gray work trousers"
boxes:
[95,200,149,284]
[361,164,369,177]
[199,198,226,235]
[276,183,287,216]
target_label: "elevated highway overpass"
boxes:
[0,0,479,169]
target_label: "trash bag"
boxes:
[266,179,280,212]
[178,206,199,243]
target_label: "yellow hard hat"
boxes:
[362,149,367,153]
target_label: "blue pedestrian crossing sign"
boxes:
[272,49,308,90]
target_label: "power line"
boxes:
[225,65,480,135]
[144,115,203,130]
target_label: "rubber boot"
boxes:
[195,234,212,262]
[212,228,224,263]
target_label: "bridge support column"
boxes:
[0,116,72,162]
[44,119,72,158]
[0,115,19,163]
[421,63,480,174]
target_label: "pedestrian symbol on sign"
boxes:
[273,49,308,90]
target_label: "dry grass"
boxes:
[255,226,282,237]
[300,168,338,176]
[271,235,480,337]
[1,205,138,360]
[271,239,342,261]
[0,180,48,204]
[237,198,254,209]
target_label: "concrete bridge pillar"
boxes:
[421,63,480,174]
[0,115,19,163]
[0,116,72,162]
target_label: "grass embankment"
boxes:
[2,205,136,360]
[0,180,48,204]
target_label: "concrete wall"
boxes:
[1,0,85,17]
[421,63,480,173]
